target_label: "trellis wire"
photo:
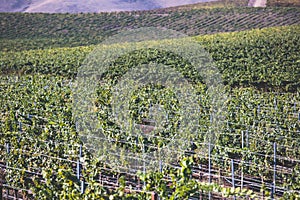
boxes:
[1,97,299,199]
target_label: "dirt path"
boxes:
[248,0,267,7]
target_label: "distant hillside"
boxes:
[0,0,218,13]
[267,0,300,7]
[0,0,30,12]
[1,0,300,13]
[1,6,300,51]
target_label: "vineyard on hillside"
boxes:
[0,74,299,199]
[154,0,249,10]
[267,0,300,7]
[1,26,299,90]
[0,23,300,199]
[0,7,300,51]
[1,2,300,199]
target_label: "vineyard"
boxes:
[0,2,300,200]
[1,6,300,51]
[153,0,249,10]
[267,0,300,7]
[1,25,299,90]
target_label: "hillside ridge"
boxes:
[1,0,218,13]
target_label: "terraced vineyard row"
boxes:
[155,0,248,11]
[1,7,300,51]
[267,0,300,7]
[1,5,300,199]
[0,73,299,199]
[1,25,299,90]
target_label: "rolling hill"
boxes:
[0,0,218,13]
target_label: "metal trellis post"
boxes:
[231,159,236,200]
[143,143,146,189]
[246,129,249,148]
[159,160,162,173]
[208,140,211,200]
[271,142,277,199]
[242,131,244,149]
